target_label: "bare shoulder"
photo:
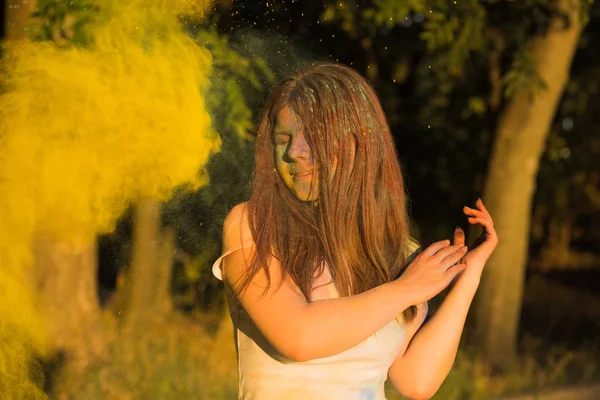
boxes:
[221,202,258,283]
[223,202,253,245]
[224,202,249,228]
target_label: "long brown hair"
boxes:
[240,63,417,322]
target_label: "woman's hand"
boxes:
[396,240,468,305]
[460,198,499,277]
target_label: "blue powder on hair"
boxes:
[358,87,368,101]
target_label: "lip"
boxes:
[292,171,313,180]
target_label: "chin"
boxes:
[295,192,318,202]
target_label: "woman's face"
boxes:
[273,106,318,202]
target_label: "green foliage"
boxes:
[163,19,275,310]
[419,11,461,50]
[193,24,274,143]
[502,49,548,99]
[320,1,358,35]
[463,96,487,119]
[28,0,100,45]
[363,0,426,28]
[421,6,486,72]
[414,0,551,117]
[320,0,426,36]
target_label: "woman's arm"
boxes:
[388,273,479,400]
[224,244,417,362]
[388,199,498,399]
[221,204,466,362]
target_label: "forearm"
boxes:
[296,279,413,361]
[396,272,480,397]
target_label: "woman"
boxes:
[212,63,497,400]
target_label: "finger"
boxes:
[453,227,465,247]
[432,243,465,263]
[464,207,493,227]
[423,240,451,257]
[441,245,468,269]
[476,198,493,220]
[467,218,499,246]
[467,217,496,234]
[443,263,466,283]
[463,206,487,218]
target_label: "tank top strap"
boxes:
[212,243,255,281]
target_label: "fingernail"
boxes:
[455,226,463,231]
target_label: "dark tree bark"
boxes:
[473,0,583,366]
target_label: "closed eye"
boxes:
[274,135,291,146]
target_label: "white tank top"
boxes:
[212,205,418,400]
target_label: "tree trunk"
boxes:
[155,226,175,315]
[31,235,105,373]
[121,198,175,329]
[473,0,582,366]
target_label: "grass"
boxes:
[58,309,238,400]
[50,307,599,400]
[385,337,600,400]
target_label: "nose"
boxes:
[287,133,311,161]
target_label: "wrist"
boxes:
[391,277,421,309]
[455,269,480,294]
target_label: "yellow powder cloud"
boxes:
[0,0,219,395]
